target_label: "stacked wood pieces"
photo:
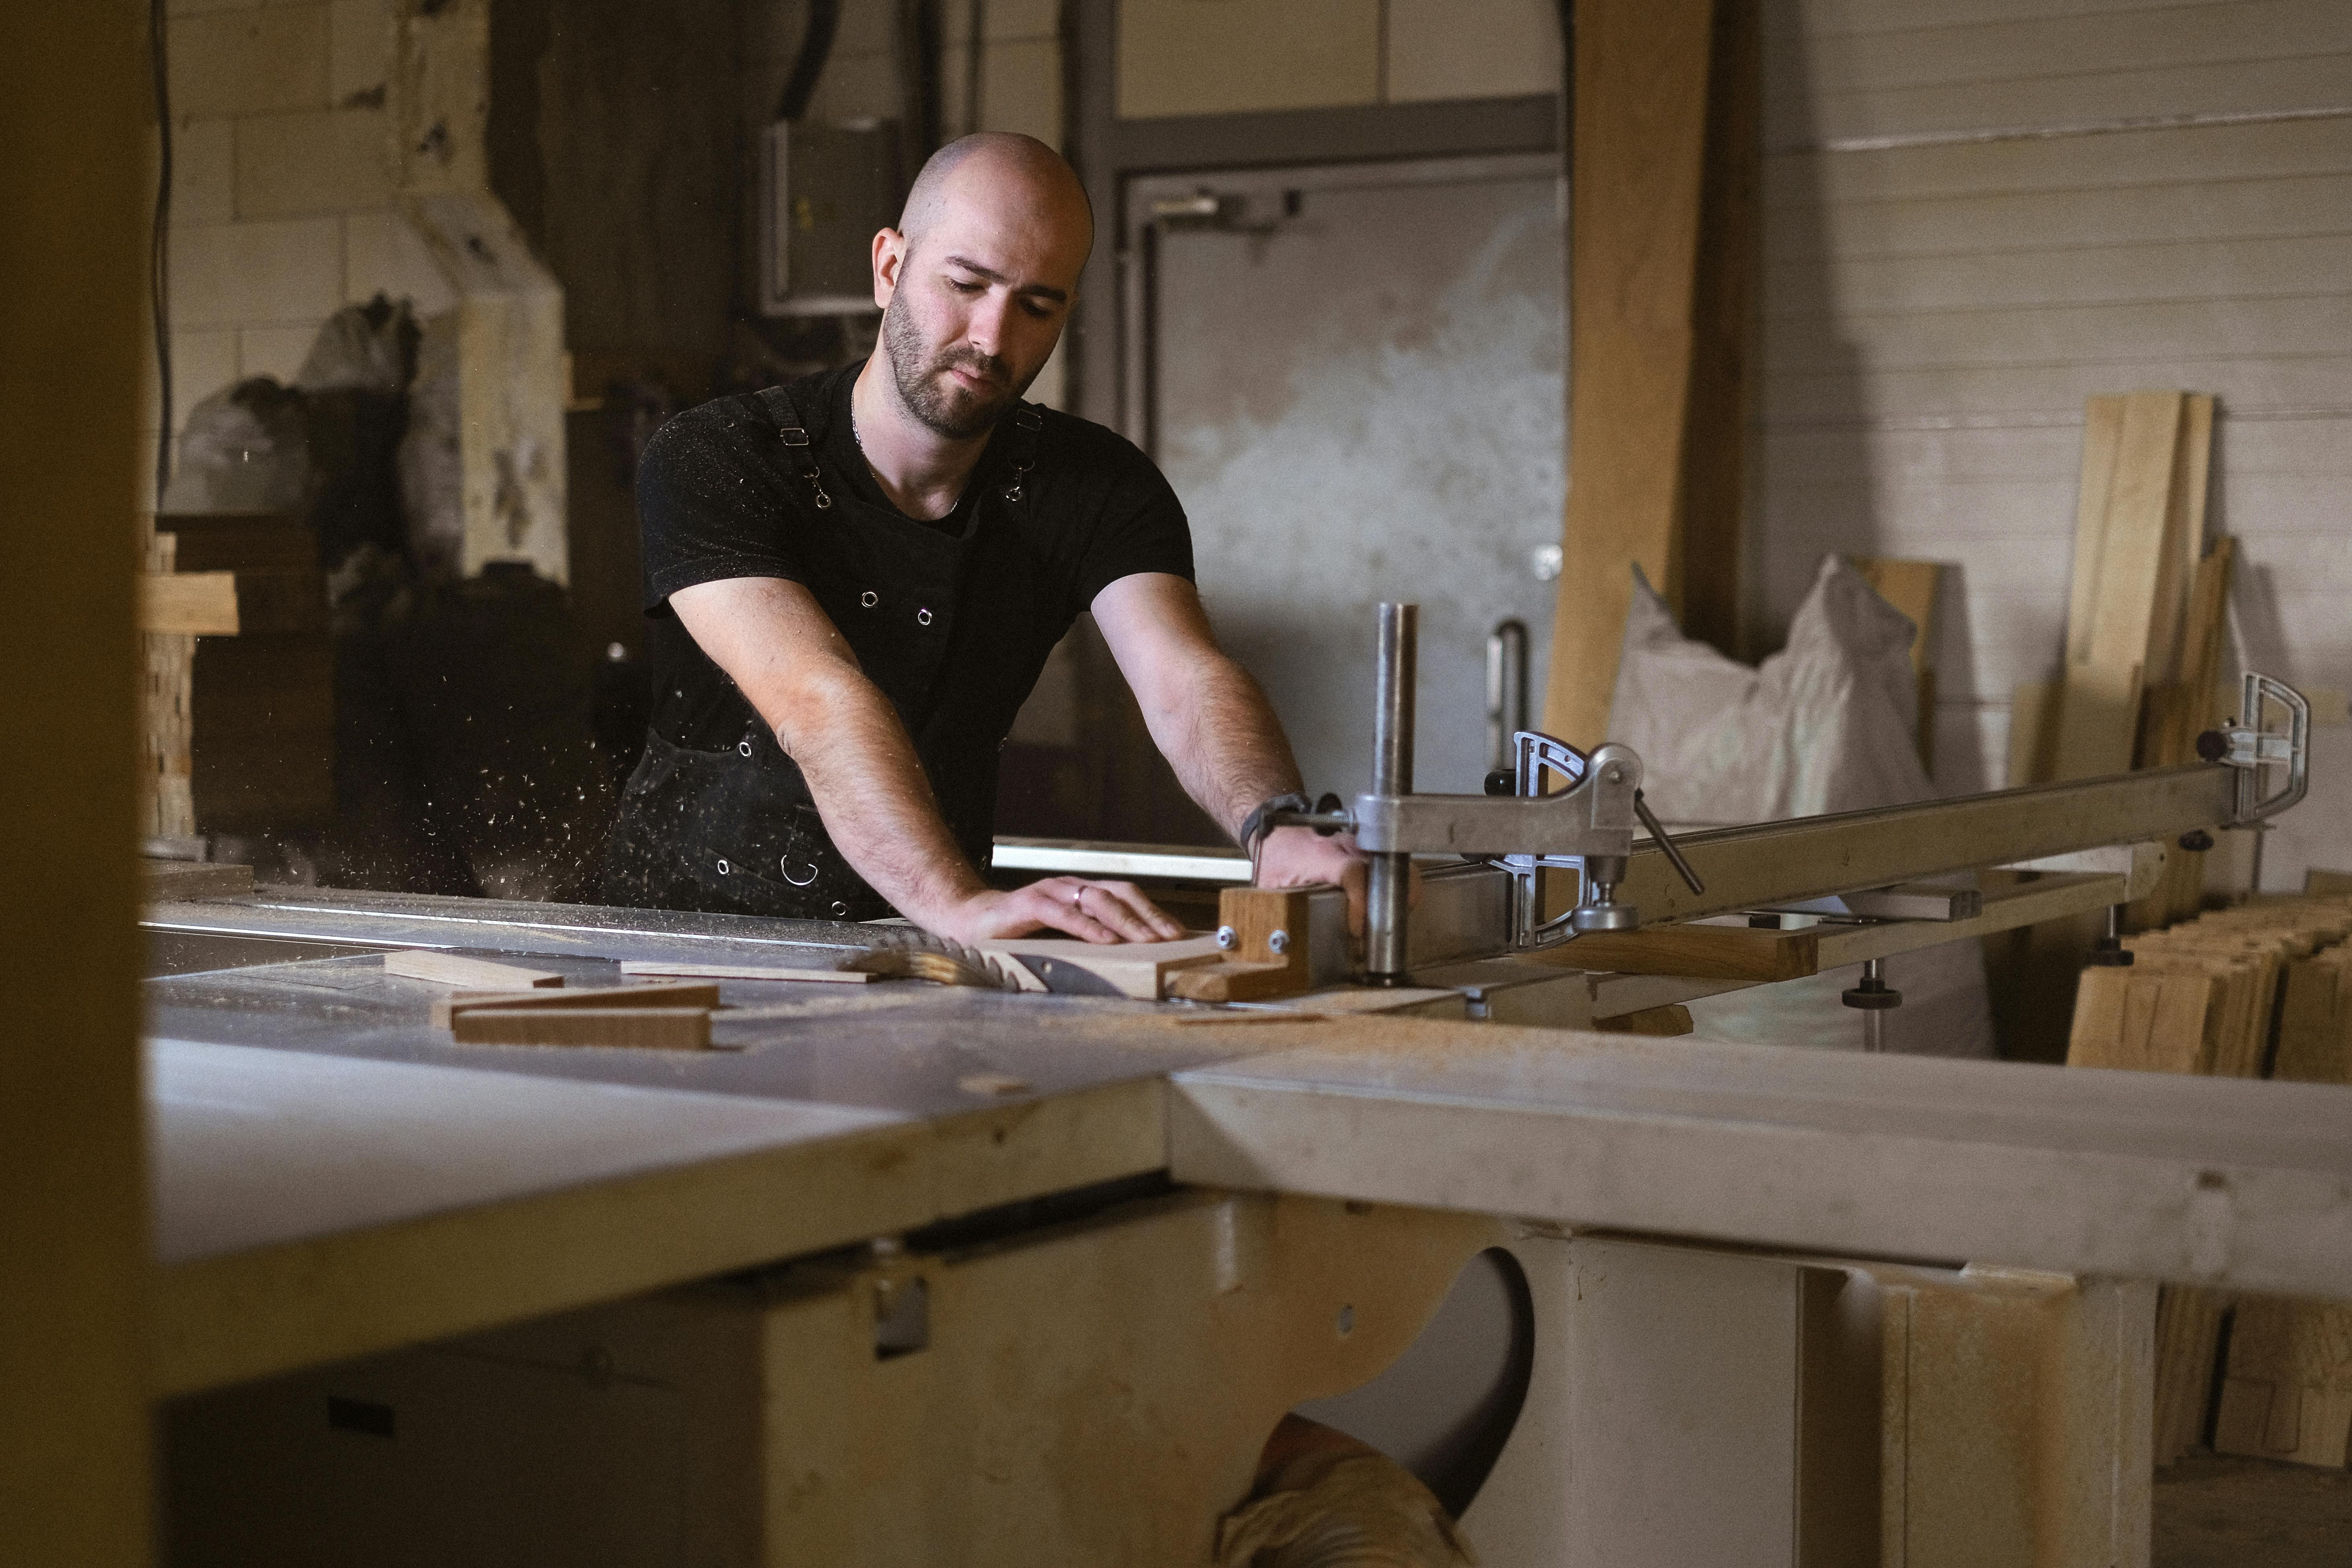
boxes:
[2068,896,2352,1464]
[1853,557,1942,771]
[2214,941,2352,1469]
[138,512,334,837]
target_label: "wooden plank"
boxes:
[1162,887,1320,1002]
[2063,395,2124,670]
[1856,557,1941,768]
[1539,0,1727,749]
[140,859,253,900]
[2055,391,2183,781]
[429,980,720,1030]
[1593,1003,1696,1036]
[972,933,1225,1000]
[384,951,563,991]
[449,1007,712,1051]
[616,960,877,984]
[1531,923,1821,982]
[2008,677,2060,787]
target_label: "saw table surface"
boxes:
[144,886,2352,1405]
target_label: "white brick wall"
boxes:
[160,0,413,458]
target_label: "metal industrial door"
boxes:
[1125,154,1565,799]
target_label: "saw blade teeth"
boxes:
[842,927,1024,991]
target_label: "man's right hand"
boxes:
[931,877,1184,945]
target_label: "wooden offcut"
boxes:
[385,951,563,990]
[430,980,720,1030]
[449,1006,712,1051]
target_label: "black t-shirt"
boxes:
[607,363,1190,917]
[639,361,1192,635]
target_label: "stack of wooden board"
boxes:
[2068,895,2352,1464]
[387,951,728,1051]
[138,512,333,838]
[1995,392,2233,1060]
[2212,941,2352,1469]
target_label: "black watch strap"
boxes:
[1238,792,1312,855]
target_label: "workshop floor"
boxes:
[2154,1451,2352,1566]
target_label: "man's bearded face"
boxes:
[879,263,1047,441]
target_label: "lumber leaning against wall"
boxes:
[1540,0,1755,749]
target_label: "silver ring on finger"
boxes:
[1072,886,1085,909]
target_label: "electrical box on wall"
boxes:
[758,119,903,316]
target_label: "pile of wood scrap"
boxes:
[2212,939,2352,1469]
[138,512,333,840]
[2068,894,2352,1465]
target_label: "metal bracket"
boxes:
[2202,671,2310,823]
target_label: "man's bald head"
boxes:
[896,132,1093,262]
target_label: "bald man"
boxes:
[601,134,1365,942]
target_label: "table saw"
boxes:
[144,625,2350,1566]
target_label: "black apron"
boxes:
[600,381,1057,921]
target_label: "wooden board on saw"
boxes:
[2214,942,2352,1469]
[384,951,563,990]
[972,934,1225,999]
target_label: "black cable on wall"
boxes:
[150,0,173,503]
[776,0,841,121]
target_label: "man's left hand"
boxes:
[1255,825,1375,934]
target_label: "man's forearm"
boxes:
[1139,651,1304,840]
[774,666,989,921]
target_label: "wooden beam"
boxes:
[384,951,562,990]
[0,4,153,1557]
[1540,0,1745,749]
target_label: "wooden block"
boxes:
[617,960,877,984]
[140,859,253,899]
[2306,869,2352,897]
[384,951,563,991]
[430,980,720,1030]
[971,933,1225,1000]
[139,572,239,635]
[1157,886,1324,1002]
[138,571,326,637]
[449,1007,711,1051]
[2214,1294,2352,1469]
[1532,923,1819,982]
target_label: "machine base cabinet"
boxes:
[162,1194,2155,1566]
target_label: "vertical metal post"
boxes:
[1486,617,1529,773]
[1367,603,1417,984]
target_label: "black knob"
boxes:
[2178,828,2215,853]
[1483,769,1517,797]
[2195,730,2229,762]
